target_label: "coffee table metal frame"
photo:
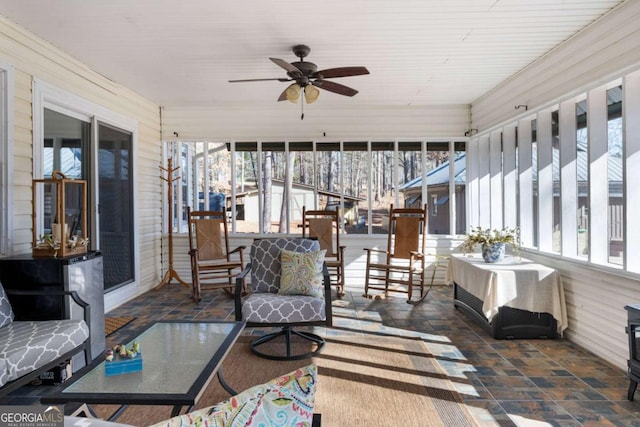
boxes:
[42,320,245,420]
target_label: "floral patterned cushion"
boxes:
[0,282,15,329]
[279,250,325,298]
[149,364,317,427]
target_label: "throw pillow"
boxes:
[0,282,15,329]
[279,249,325,298]
[149,364,317,427]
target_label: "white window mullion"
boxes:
[624,71,640,272]
[203,142,210,211]
[448,140,457,235]
[422,140,428,229]
[257,140,263,233]
[518,119,533,248]
[229,141,237,233]
[537,110,554,252]
[503,126,517,229]
[339,140,344,219]
[588,85,609,264]
[466,138,479,231]
[284,140,291,233]
[489,131,503,230]
[477,135,491,229]
[394,139,400,208]
[559,99,578,258]
[367,140,373,233]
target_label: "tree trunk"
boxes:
[278,152,294,233]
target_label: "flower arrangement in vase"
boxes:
[461,226,521,263]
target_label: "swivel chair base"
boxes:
[250,325,325,361]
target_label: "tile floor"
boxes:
[5,282,640,426]
[101,282,640,426]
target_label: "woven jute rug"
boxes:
[91,332,478,426]
[104,317,136,336]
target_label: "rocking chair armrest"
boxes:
[234,263,251,321]
[364,248,389,255]
[409,251,425,258]
[229,245,245,255]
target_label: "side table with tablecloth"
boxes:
[447,254,568,339]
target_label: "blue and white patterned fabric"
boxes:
[0,283,14,329]
[0,281,89,388]
[243,238,327,324]
[249,238,321,293]
[242,292,326,323]
[0,319,89,387]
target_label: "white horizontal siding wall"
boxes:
[523,251,632,371]
[161,105,470,141]
[0,16,163,309]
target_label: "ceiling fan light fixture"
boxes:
[304,85,320,104]
[285,83,301,103]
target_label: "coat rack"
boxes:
[155,157,189,289]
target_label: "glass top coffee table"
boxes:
[42,320,245,420]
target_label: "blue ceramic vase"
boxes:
[482,243,505,263]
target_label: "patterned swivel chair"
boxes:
[234,238,332,360]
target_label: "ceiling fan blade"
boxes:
[312,80,359,97]
[228,78,291,83]
[313,66,370,79]
[277,87,288,102]
[270,57,302,75]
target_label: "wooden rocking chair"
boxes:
[301,207,346,297]
[187,206,245,302]
[363,204,429,303]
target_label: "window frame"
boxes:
[168,138,466,236]
[468,72,637,274]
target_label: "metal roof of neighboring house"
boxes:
[400,154,466,191]
[399,149,622,196]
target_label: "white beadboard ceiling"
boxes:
[0,0,625,111]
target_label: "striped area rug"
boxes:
[92,332,479,426]
[104,316,136,336]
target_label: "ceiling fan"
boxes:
[228,44,369,107]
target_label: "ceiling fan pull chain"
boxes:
[301,95,304,120]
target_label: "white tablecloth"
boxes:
[446,254,568,335]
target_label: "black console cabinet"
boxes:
[626,304,640,400]
[0,252,105,369]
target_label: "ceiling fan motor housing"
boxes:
[289,61,318,77]
[289,44,318,85]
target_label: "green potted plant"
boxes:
[461,226,521,263]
